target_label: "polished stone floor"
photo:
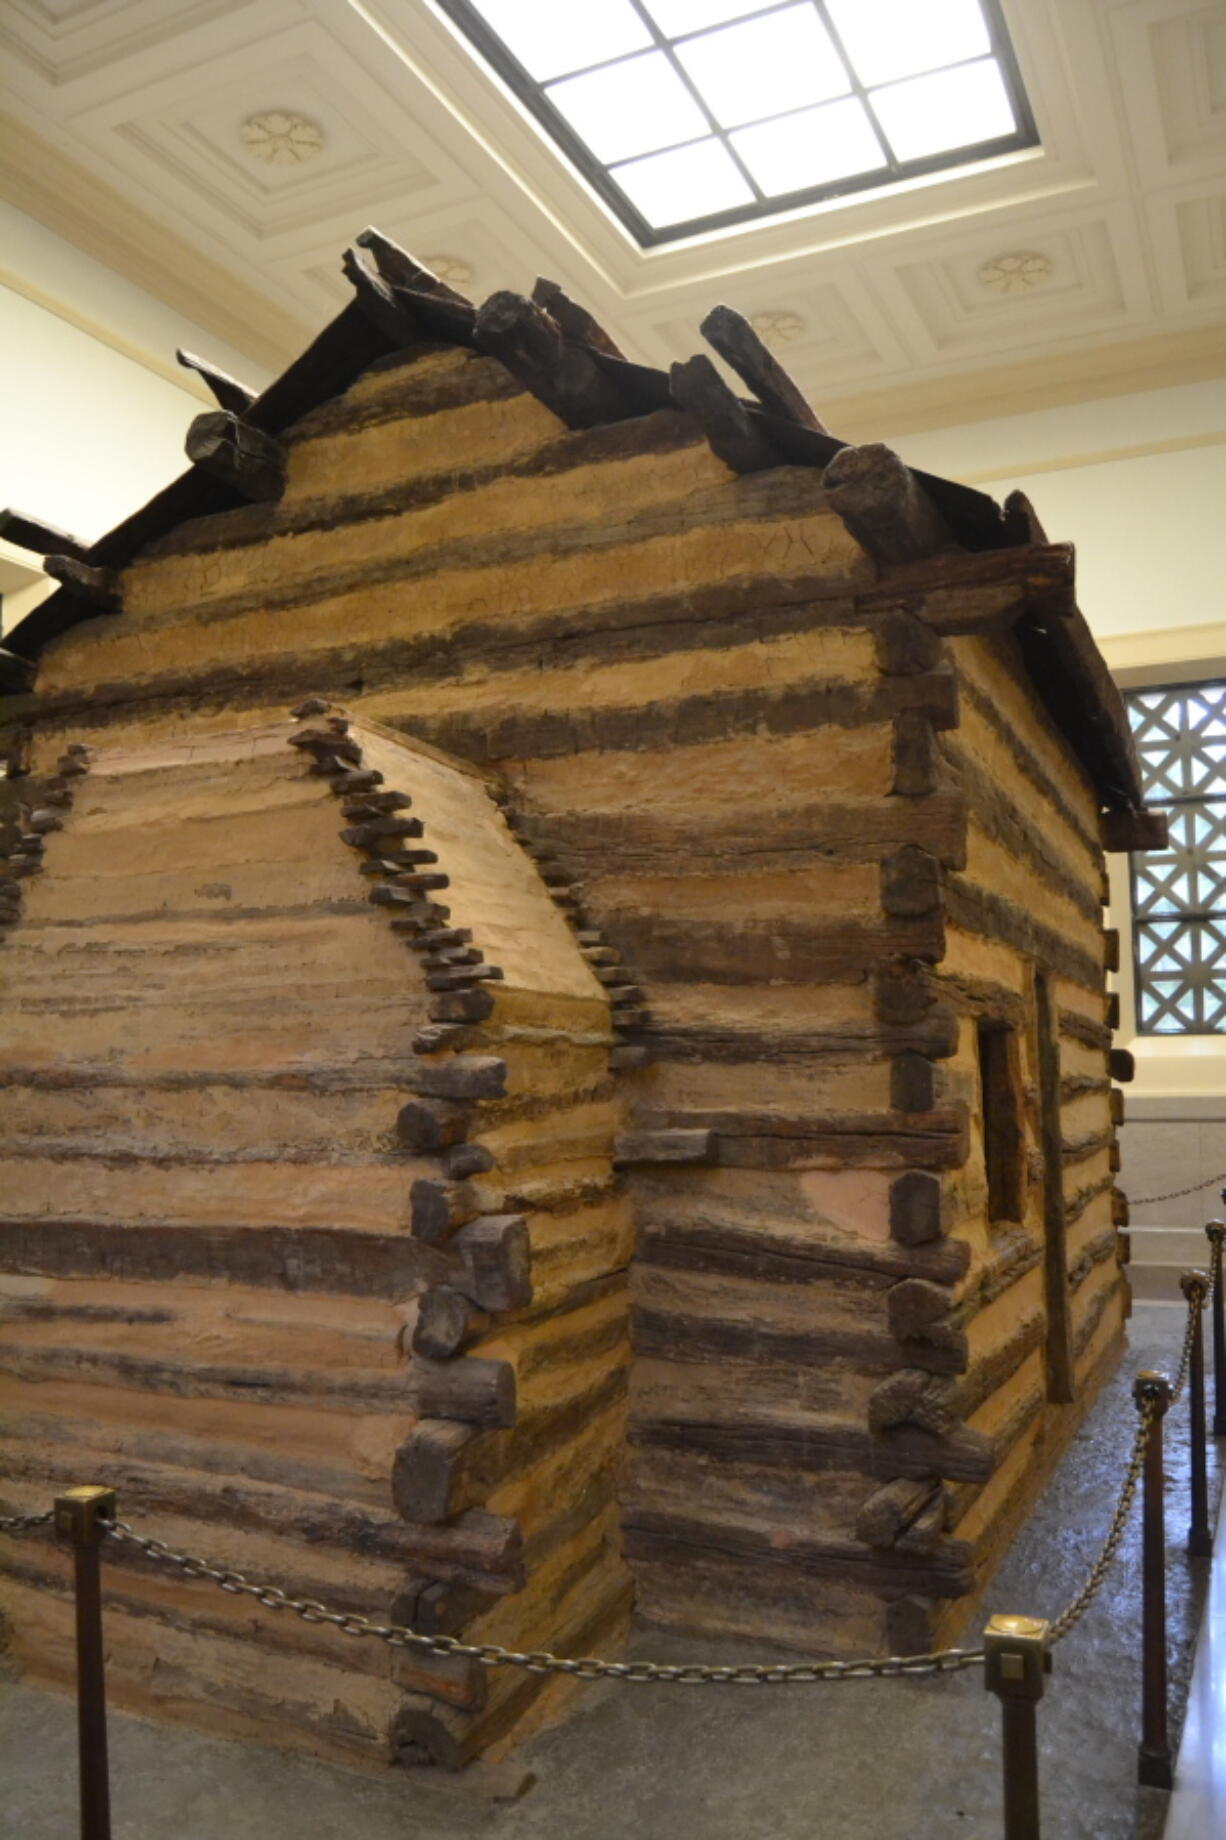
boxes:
[0,1301,1217,1839]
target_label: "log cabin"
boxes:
[0,232,1165,1772]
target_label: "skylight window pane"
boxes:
[870,57,1015,161]
[611,136,755,227]
[546,53,709,163]
[675,4,850,129]
[469,0,651,82]
[824,0,991,88]
[731,96,885,195]
[643,0,765,33]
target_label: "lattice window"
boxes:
[1127,682,1226,1034]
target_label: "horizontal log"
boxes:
[613,1129,715,1168]
[871,1421,994,1484]
[636,1216,970,1292]
[621,1510,973,1597]
[185,411,285,501]
[404,1057,507,1101]
[1060,1007,1111,1053]
[407,1355,515,1428]
[699,303,827,433]
[856,1477,941,1548]
[396,1099,469,1152]
[410,1179,481,1244]
[175,348,255,414]
[1099,808,1168,852]
[823,443,956,565]
[867,1367,959,1437]
[392,1420,487,1524]
[890,1171,943,1247]
[1108,1048,1134,1084]
[881,844,942,917]
[1103,928,1120,974]
[411,1286,485,1361]
[450,1215,532,1313]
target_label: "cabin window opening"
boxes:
[977,1020,1023,1224]
[1127,680,1226,1034]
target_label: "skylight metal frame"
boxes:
[436,0,1040,245]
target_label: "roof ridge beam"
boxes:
[176,348,255,415]
[700,304,829,434]
[474,290,634,429]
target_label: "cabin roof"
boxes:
[0,230,1143,812]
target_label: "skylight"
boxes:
[437,0,1038,245]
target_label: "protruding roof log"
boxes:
[185,411,285,502]
[0,509,88,561]
[342,243,476,349]
[669,354,777,473]
[355,227,472,307]
[176,347,255,414]
[42,556,121,614]
[1100,809,1169,852]
[531,278,625,358]
[700,304,829,434]
[474,291,632,429]
[823,442,956,566]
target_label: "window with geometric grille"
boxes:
[1126,682,1226,1034]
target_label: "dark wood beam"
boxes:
[175,348,255,414]
[823,443,958,565]
[699,304,828,433]
[532,278,625,357]
[42,556,121,614]
[1099,808,1168,852]
[355,227,472,307]
[474,290,632,428]
[185,411,285,501]
[669,354,777,473]
[342,243,476,349]
[0,509,88,561]
[0,647,35,692]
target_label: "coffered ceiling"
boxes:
[1,0,1223,434]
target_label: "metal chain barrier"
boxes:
[1047,1397,1156,1644]
[0,1511,53,1534]
[100,1517,982,1683]
[1129,1170,1226,1207]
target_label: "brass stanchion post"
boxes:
[1134,1373,1174,1789]
[984,1615,1050,1839]
[1181,1272,1213,1559]
[1207,1218,1226,1436]
[54,1486,117,1840]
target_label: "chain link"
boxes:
[1129,1172,1226,1208]
[102,1519,983,1684]
[1047,1398,1155,1643]
[0,1511,54,1534]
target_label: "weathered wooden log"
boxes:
[406,1355,515,1428]
[175,347,255,414]
[871,1421,995,1483]
[431,988,496,1024]
[1099,808,1168,852]
[867,1368,960,1436]
[613,1128,715,1168]
[889,1170,943,1247]
[410,1287,482,1361]
[451,1215,532,1312]
[426,965,502,991]
[444,1142,495,1181]
[891,1053,937,1113]
[355,227,472,307]
[395,1098,469,1153]
[856,1477,941,1548]
[1112,1189,1130,1228]
[823,443,956,565]
[1103,927,1120,973]
[668,354,776,473]
[1107,1049,1135,1087]
[42,556,121,613]
[392,1420,489,1524]
[699,303,828,432]
[410,1179,481,1244]
[1110,1088,1125,1127]
[474,290,629,429]
[410,1579,495,1639]
[0,508,88,559]
[888,1278,961,1349]
[405,1057,507,1101]
[185,411,285,500]
[327,768,383,793]
[881,844,942,917]
[532,278,625,357]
